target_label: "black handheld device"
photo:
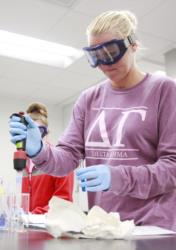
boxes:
[10,112,28,171]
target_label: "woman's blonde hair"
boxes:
[86,10,138,39]
[26,102,48,126]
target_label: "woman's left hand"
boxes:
[76,165,111,192]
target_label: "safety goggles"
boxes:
[38,125,48,138]
[83,35,135,67]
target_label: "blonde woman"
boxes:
[22,102,74,214]
[10,11,176,230]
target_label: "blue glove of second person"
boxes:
[76,165,111,192]
[9,114,42,157]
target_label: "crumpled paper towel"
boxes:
[45,196,135,239]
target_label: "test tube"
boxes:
[80,160,86,192]
[16,172,23,195]
[78,160,88,212]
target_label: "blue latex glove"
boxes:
[9,114,42,157]
[76,165,111,192]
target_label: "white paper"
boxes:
[22,202,176,238]
[45,197,135,239]
[132,225,176,236]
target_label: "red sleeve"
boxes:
[31,173,74,214]
[52,172,74,202]
[32,205,49,214]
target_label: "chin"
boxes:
[107,73,123,83]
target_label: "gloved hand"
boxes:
[9,114,42,157]
[76,165,111,192]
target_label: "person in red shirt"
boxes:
[22,102,74,214]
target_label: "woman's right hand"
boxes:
[9,114,42,157]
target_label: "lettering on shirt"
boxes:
[85,107,147,161]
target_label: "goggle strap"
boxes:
[124,38,130,48]
[124,34,136,48]
[127,33,136,45]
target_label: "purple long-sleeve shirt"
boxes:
[33,73,176,231]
